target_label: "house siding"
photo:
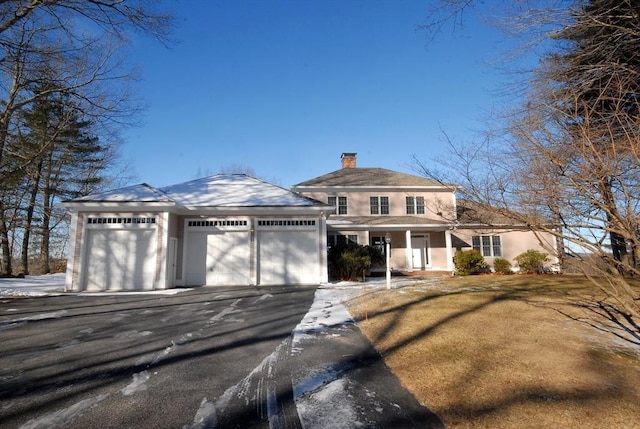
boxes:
[453,228,559,270]
[302,190,454,220]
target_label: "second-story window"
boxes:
[370,196,389,215]
[406,196,426,215]
[328,196,348,215]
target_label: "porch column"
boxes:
[405,229,412,271]
[445,229,454,273]
[364,230,370,246]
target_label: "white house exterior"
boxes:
[63,174,334,291]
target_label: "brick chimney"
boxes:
[341,153,357,169]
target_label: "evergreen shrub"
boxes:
[493,258,512,274]
[453,250,488,276]
[328,244,384,281]
[514,249,548,274]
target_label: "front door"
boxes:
[411,235,429,270]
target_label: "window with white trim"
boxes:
[472,235,502,257]
[328,233,358,246]
[370,196,389,215]
[328,196,348,215]
[406,196,425,215]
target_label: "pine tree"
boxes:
[539,0,640,268]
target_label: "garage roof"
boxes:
[65,174,330,209]
[160,174,325,207]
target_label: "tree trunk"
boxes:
[20,161,42,275]
[0,205,12,276]
[39,185,51,274]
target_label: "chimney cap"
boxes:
[341,152,357,158]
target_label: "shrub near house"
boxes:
[514,249,549,274]
[328,244,384,281]
[453,250,489,276]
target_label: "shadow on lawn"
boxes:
[347,276,640,425]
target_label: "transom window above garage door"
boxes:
[87,216,156,225]
[257,219,317,230]
[186,218,249,230]
[187,219,248,227]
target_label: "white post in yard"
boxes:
[385,232,392,289]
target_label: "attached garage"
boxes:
[63,175,333,292]
[81,217,158,291]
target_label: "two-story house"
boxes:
[292,153,560,274]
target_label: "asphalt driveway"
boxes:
[0,284,443,428]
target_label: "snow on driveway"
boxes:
[1,274,436,428]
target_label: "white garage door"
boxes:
[258,230,319,285]
[185,231,250,286]
[83,229,157,291]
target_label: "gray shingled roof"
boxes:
[293,168,449,188]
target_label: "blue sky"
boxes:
[123,1,508,189]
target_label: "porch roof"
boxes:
[327,216,453,230]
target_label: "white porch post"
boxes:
[405,229,412,271]
[445,229,454,273]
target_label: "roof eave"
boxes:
[62,201,176,209]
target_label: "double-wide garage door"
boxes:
[83,228,157,291]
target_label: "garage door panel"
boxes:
[206,233,250,285]
[83,229,157,291]
[185,231,250,286]
[258,230,318,285]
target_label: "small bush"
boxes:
[328,244,384,281]
[514,249,548,274]
[453,250,488,276]
[493,258,512,274]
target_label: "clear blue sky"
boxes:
[122,1,507,189]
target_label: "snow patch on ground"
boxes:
[122,371,150,396]
[296,378,360,429]
[0,273,65,296]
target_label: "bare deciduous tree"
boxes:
[416,0,640,318]
[0,1,173,275]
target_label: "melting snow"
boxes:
[122,371,151,396]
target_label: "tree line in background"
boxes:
[0,1,172,276]
[419,0,640,318]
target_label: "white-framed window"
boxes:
[406,196,425,215]
[328,233,358,246]
[370,196,389,215]
[87,216,156,225]
[328,196,348,215]
[472,235,502,257]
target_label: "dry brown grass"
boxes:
[348,275,640,429]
